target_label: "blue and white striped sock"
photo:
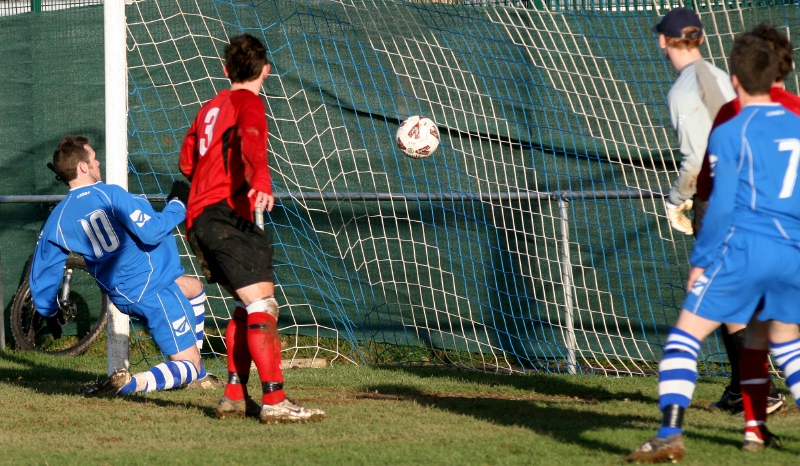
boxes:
[770,337,800,402]
[657,327,701,438]
[189,289,207,350]
[118,360,199,394]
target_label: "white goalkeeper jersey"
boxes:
[667,59,736,206]
[691,103,800,268]
[30,181,186,317]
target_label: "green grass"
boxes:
[0,351,798,465]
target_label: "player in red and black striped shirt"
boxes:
[180,34,325,424]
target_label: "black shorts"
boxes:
[187,201,274,289]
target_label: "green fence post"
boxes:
[32,0,42,13]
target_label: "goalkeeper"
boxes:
[180,34,325,423]
[30,135,221,395]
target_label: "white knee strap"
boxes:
[265,296,279,320]
[245,296,280,320]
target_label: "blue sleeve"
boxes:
[107,186,186,245]
[690,126,739,268]
[29,220,69,318]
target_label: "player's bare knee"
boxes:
[170,345,202,372]
[175,274,204,298]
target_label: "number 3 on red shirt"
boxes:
[199,107,220,156]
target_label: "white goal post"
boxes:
[105,0,130,374]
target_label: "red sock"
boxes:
[223,307,251,401]
[247,312,286,405]
[740,347,770,440]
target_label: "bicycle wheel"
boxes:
[11,256,108,356]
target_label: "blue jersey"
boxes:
[691,103,800,268]
[30,182,186,317]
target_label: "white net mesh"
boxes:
[122,0,800,376]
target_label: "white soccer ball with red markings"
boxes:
[396,115,440,159]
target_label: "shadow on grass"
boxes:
[355,366,770,456]
[0,350,100,394]
[0,350,219,418]
[392,365,658,403]
[361,381,747,456]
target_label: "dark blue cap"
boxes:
[652,7,703,39]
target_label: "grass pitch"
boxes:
[0,350,798,465]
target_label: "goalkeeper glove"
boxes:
[665,199,694,235]
[45,306,67,340]
[167,180,191,205]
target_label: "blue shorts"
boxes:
[115,282,197,356]
[683,230,800,325]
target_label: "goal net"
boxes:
[122,0,800,376]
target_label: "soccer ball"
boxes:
[396,116,440,159]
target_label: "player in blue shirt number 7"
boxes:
[625,32,800,463]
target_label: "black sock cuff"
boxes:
[262,382,284,394]
[661,404,685,429]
